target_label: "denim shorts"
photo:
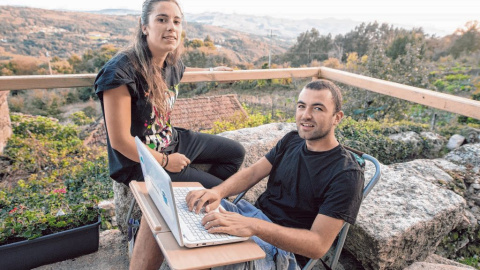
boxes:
[211,200,300,270]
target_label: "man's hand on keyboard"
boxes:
[202,207,255,237]
[186,188,222,214]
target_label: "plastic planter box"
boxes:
[0,218,101,270]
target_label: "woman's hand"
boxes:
[164,153,190,173]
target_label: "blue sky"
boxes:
[0,0,478,36]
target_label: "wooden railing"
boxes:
[1,67,479,120]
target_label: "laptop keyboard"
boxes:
[173,188,233,241]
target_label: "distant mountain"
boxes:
[0,6,452,65]
[88,9,140,16]
[185,12,360,41]
[90,10,360,43]
[0,6,285,64]
[184,12,455,39]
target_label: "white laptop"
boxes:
[134,136,248,248]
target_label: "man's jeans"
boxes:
[212,200,300,270]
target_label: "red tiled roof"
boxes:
[171,94,247,131]
[84,94,247,146]
[83,117,107,147]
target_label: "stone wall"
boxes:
[0,91,12,154]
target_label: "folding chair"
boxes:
[232,146,382,270]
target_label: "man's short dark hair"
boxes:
[304,79,343,113]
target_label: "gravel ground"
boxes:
[33,230,129,270]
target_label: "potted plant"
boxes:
[0,183,101,270]
[0,114,112,270]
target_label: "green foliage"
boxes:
[1,44,119,76]
[386,36,410,60]
[343,30,432,121]
[74,45,119,73]
[433,79,446,90]
[444,73,470,81]
[340,22,395,61]
[1,185,99,244]
[439,225,480,269]
[458,92,480,124]
[0,114,112,245]
[187,39,204,49]
[70,111,94,126]
[203,111,272,135]
[336,117,433,164]
[182,49,232,69]
[432,69,474,95]
[203,109,439,165]
[458,256,480,270]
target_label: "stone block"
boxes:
[389,131,424,154]
[420,131,446,158]
[345,164,466,270]
[444,144,480,172]
[447,134,466,150]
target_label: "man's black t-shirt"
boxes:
[255,131,364,228]
[94,52,185,184]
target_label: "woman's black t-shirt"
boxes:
[94,52,185,184]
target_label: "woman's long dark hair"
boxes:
[125,0,184,118]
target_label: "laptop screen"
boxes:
[135,137,182,244]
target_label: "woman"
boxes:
[94,1,245,268]
[95,0,245,189]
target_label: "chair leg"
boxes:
[329,224,351,270]
[126,197,136,224]
[302,259,318,270]
[126,198,139,258]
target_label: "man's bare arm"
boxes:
[186,157,272,213]
[204,212,344,259]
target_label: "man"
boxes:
[186,79,365,269]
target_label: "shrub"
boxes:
[203,111,272,134]
[7,96,25,112]
[70,111,94,126]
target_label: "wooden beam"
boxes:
[1,67,478,120]
[180,68,321,83]
[319,67,480,120]
[0,74,97,91]
[0,68,320,91]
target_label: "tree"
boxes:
[449,21,480,58]
[68,54,83,73]
[285,28,334,67]
[204,35,213,43]
[344,32,431,120]
[72,44,119,73]
[92,44,118,72]
[189,39,204,49]
[340,22,395,61]
[386,36,410,60]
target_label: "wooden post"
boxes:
[0,91,12,154]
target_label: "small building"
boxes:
[84,94,247,147]
[171,94,247,131]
